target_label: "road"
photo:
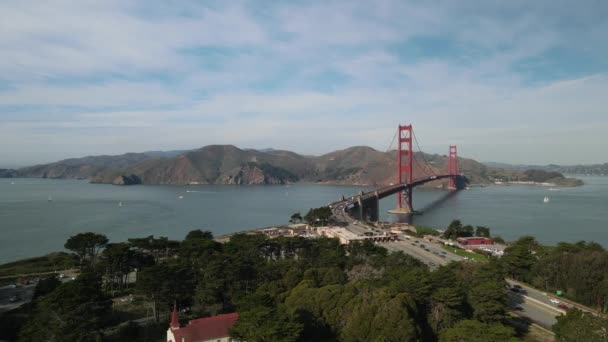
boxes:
[0,284,35,314]
[382,238,462,269]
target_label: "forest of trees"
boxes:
[4,229,608,341]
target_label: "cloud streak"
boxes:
[1,0,607,166]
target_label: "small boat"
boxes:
[10,181,15,185]
[178,195,184,199]
[48,195,53,202]
[543,196,549,203]
[118,202,123,207]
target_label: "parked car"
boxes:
[558,304,568,310]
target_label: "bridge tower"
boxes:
[448,145,458,190]
[397,124,413,212]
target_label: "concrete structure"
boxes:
[167,305,238,342]
[456,237,492,245]
[317,226,397,245]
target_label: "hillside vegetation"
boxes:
[5,145,489,186]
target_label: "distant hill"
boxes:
[484,161,608,176]
[7,145,493,186]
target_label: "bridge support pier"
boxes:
[356,194,380,222]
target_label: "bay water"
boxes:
[0,176,606,264]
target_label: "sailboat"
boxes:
[543,196,550,203]
[118,201,123,207]
[48,195,53,202]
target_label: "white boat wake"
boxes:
[186,190,217,194]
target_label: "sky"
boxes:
[1,0,607,167]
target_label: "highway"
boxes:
[0,284,35,314]
[383,238,462,269]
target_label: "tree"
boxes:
[493,236,506,244]
[439,320,518,342]
[475,226,490,237]
[32,276,61,301]
[429,287,467,333]
[128,235,180,262]
[469,280,507,323]
[136,264,195,322]
[304,207,332,226]
[20,272,111,341]
[502,236,539,281]
[101,242,136,293]
[443,220,474,240]
[64,232,108,267]
[179,230,221,267]
[289,212,303,224]
[553,308,608,341]
[231,292,302,342]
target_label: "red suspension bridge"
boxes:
[329,124,467,222]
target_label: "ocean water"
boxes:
[0,176,606,263]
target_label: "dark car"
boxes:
[510,287,520,293]
[514,306,524,311]
[558,304,568,310]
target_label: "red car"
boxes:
[558,304,568,310]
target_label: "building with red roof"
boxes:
[457,237,492,245]
[167,304,239,342]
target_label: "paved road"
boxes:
[507,291,561,329]
[382,238,462,269]
[0,284,35,314]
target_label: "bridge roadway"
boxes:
[329,174,462,222]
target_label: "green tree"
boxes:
[179,229,221,267]
[136,264,195,322]
[102,242,136,293]
[304,207,332,226]
[553,308,608,341]
[439,320,518,342]
[64,232,108,267]
[469,280,507,323]
[289,212,303,224]
[32,276,61,301]
[502,236,540,281]
[429,287,467,333]
[19,273,110,341]
[475,226,491,237]
[231,292,302,342]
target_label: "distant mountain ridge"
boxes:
[3,145,497,186]
[484,161,608,176]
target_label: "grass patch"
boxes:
[442,245,489,262]
[0,252,76,278]
[414,226,440,236]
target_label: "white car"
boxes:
[550,298,560,304]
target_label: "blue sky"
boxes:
[1,0,607,167]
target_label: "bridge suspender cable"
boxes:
[385,128,398,153]
[411,129,438,177]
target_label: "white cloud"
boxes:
[0,0,607,166]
